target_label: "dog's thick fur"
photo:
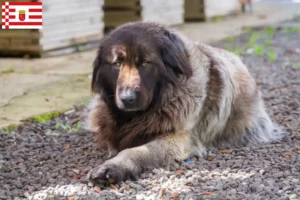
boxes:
[85,22,283,183]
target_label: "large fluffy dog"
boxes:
[85,22,283,183]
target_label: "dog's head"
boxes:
[91,22,192,112]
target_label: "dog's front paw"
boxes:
[87,162,139,184]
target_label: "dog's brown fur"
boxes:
[85,22,283,183]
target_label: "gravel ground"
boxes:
[1,19,300,200]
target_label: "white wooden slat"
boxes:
[37,0,104,51]
[43,8,102,18]
[41,0,102,7]
[42,23,103,35]
[43,5,102,14]
[41,33,102,51]
[205,0,240,18]
[41,23,104,37]
[41,25,103,44]
[140,0,184,25]
[43,16,103,27]
[140,0,183,7]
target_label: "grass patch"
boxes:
[55,121,81,132]
[224,36,236,43]
[231,49,244,56]
[282,27,300,33]
[248,32,259,46]
[0,67,14,74]
[1,107,84,134]
[264,27,275,36]
[246,28,277,57]
[293,62,300,68]
[30,110,63,123]
[225,46,245,56]
[253,45,265,56]
[268,49,277,62]
[0,124,19,133]
[76,45,84,52]
[264,39,272,46]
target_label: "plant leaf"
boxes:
[268,49,277,62]
[254,45,264,56]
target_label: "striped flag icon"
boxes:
[1,1,42,29]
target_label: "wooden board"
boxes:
[43,40,100,57]
[0,30,40,39]
[0,45,41,58]
[104,10,140,28]
[184,0,205,21]
[41,32,102,51]
[104,0,139,9]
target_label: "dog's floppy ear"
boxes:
[91,47,102,94]
[160,29,193,78]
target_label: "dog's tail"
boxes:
[217,105,286,149]
[244,111,286,145]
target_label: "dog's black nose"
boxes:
[119,89,136,104]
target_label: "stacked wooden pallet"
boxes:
[103,0,184,32]
[205,0,240,18]
[0,0,104,57]
[184,0,205,22]
[103,0,141,32]
[141,0,184,26]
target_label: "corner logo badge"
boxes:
[1,2,42,29]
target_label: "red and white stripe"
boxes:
[1,2,42,29]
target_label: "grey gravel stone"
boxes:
[0,195,7,200]
[128,182,143,190]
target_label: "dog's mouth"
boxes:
[115,95,148,112]
[116,103,147,112]
[119,107,142,112]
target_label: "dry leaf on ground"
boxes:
[71,173,81,179]
[110,184,118,191]
[93,188,101,193]
[207,156,216,161]
[203,191,214,195]
[176,170,184,174]
[219,149,232,154]
[283,151,293,160]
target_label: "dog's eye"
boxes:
[114,62,121,67]
[142,62,149,67]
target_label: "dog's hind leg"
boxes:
[87,130,200,183]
